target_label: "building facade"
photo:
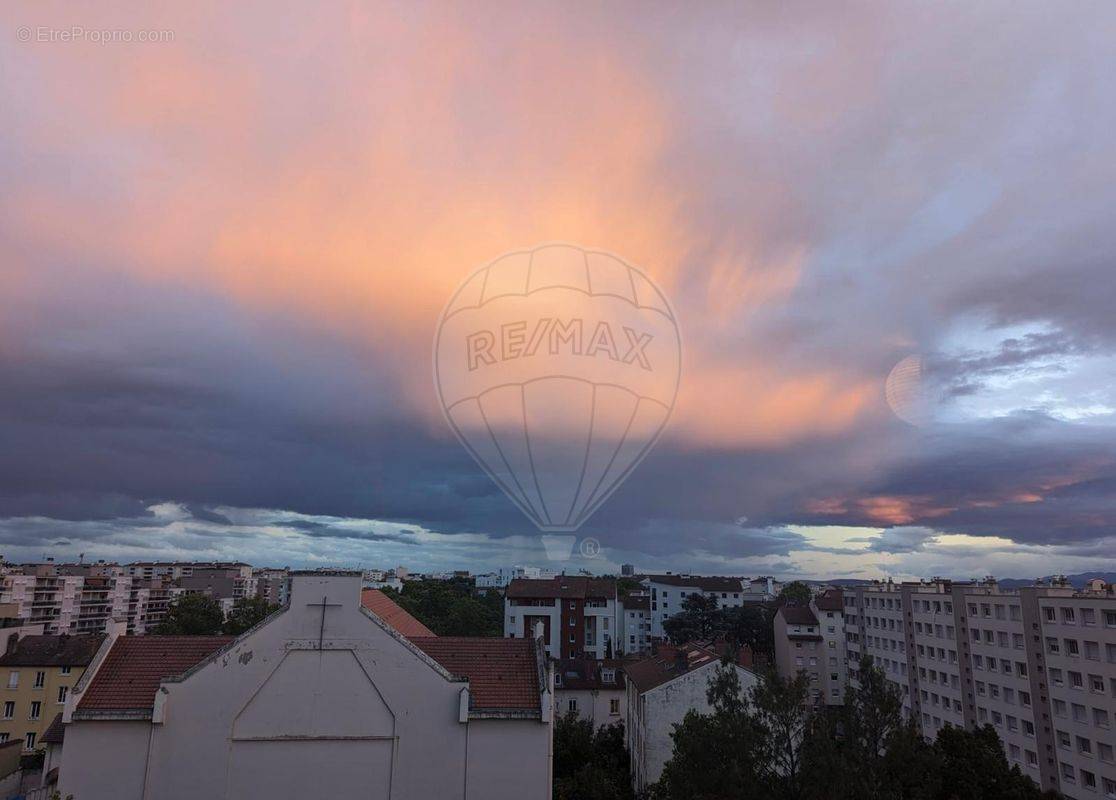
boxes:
[505,577,619,660]
[624,642,758,793]
[843,578,1116,799]
[641,575,750,640]
[59,571,554,800]
[554,658,626,725]
[0,633,103,751]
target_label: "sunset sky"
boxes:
[2,2,1115,580]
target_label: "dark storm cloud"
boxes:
[1,2,1115,573]
[186,505,234,526]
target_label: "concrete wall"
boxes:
[630,661,757,792]
[61,721,151,800]
[556,687,624,726]
[60,573,551,800]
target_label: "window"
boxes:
[33,671,45,689]
[609,698,620,714]
[57,686,68,704]
[24,732,35,751]
[1077,736,1092,755]
[1095,708,1110,728]
[0,734,6,744]
[28,701,40,720]
[1090,674,1105,693]
[6,672,17,689]
[601,669,615,684]
[1063,607,1076,624]
[1057,730,1071,749]
[2,702,12,720]
[1065,638,1080,656]
[60,666,71,676]
[567,698,578,713]
[1043,607,1055,622]
[1082,771,1096,790]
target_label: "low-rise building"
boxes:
[624,642,758,793]
[58,571,553,800]
[0,633,103,751]
[554,658,626,725]
[642,575,748,639]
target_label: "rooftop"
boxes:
[76,635,234,716]
[778,604,820,626]
[506,576,616,600]
[623,642,723,693]
[814,588,844,612]
[0,634,105,667]
[644,574,744,592]
[361,589,435,638]
[553,658,626,691]
[411,637,541,713]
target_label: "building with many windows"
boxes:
[505,576,619,660]
[0,633,104,751]
[842,577,1116,799]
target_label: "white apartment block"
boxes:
[620,595,653,656]
[843,577,1116,799]
[642,575,751,639]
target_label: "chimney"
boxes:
[533,620,544,641]
[6,633,19,654]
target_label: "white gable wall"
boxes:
[60,573,551,800]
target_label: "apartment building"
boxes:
[0,633,103,751]
[554,658,626,724]
[642,575,748,639]
[505,576,619,659]
[621,595,653,655]
[843,578,1116,799]
[773,589,847,706]
[1,563,288,636]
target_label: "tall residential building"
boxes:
[843,578,1116,799]
[773,589,847,707]
[620,594,653,655]
[505,576,619,660]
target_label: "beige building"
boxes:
[843,577,1116,799]
[554,658,626,725]
[773,589,848,707]
[57,571,553,800]
[0,633,103,751]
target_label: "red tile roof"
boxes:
[623,642,722,693]
[412,637,540,712]
[77,636,234,714]
[0,634,105,667]
[779,604,820,626]
[361,589,435,638]
[814,589,844,612]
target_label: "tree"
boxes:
[222,595,279,635]
[751,671,812,799]
[382,578,503,637]
[778,582,812,605]
[155,592,224,635]
[933,725,1058,800]
[653,656,765,800]
[663,593,721,644]
[553,712,635,800]
[721,603,775,659]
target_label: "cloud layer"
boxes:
[2,2,1115,577]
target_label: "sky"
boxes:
[2,2,1115,581]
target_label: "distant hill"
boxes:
[997,572,1116,589]
[803,573,1116,589]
